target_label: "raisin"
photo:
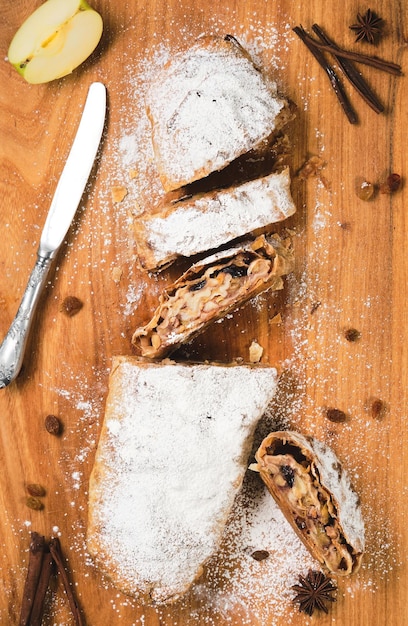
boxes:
[281,465,295,487]
[60,296,83,317]
[212,264,247,279]
[295,517,307,530]
[45,414,62,436]
[344,327,361,342]
[189,279,207,292]
[379,173,401,194]
[251,550,270,561]
[25,497,44,511]
[325,408,347,423]
[26,484,46,497]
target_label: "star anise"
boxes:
[349,9,384,44]
[292,570,337,616]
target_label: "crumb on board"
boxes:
[111,185,128,203]
[249,340,264,362]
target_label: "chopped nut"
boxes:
[26,484,46,497]
[251,550,270,561]
[111,185,128,203]
[25,497,44,511]
[111,266,123,284]
[249,340,263,363]
[45,414,62,436]
[297,155,326,180]
[60,296,83,317]
[325,408,348,423]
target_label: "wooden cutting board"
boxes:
[0,0,406,624]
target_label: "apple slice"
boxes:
[8,0,103,84]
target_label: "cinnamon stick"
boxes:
[49,537,84,626]
[311,24,384,114]
[294,25,402,75]
[29,549,54,626]
[293,26,358,124]
[19,532,46,626]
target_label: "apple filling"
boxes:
[132,235,293,358]
[256,441,357,575]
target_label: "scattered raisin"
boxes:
[189,279,206,292]
[370,398,386,420]
[355,178,375,201]
[325,408,348,423]
[251,550,270,561]
[26,484,46,497]
[60,296,83,317]
[25,497,44,511]
[344,327,361,342]
[45,414,62,436]
[379,173,401,194]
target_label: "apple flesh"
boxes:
[8,0,103,84]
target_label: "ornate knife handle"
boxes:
[0,252,53,389]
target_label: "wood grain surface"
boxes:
[0,1,407,624]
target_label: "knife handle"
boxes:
[0,252,53,389]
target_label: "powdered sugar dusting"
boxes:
[3,8,400,625]
[87,359,279,604]
[135,169,296,269]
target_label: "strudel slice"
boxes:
[146,34,290,191]
[87,357,279,603]
[134,168,296,271]
[132,234,294,359]
[252,431,365,576]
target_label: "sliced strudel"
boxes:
[252,431,365,576]
[132,234,294,359]
[134,168,296,271]
[87,357,279,603]
[146,34,290,191]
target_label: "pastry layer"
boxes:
[252,431,365,576]
[132,234,294,359]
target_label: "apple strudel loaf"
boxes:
[87,357,279,603]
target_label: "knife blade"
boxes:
[0,82,106,388]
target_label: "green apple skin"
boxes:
[8,0,103,84]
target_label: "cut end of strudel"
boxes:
[146,34,291,192]
[132,233,294,359]
[252,431,365,576]
[87,357,279,604]
[134,168,296,271]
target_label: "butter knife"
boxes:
[0,82,106,388]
